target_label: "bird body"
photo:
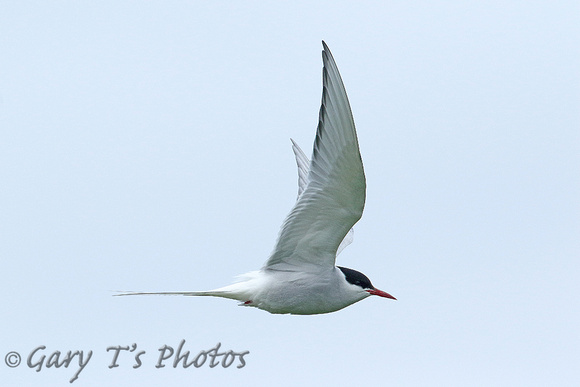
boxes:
[118,41,396,314]
[129,267,374,315]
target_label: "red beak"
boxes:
[367,288,396,300]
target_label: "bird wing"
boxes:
[264,41,365,273]
[291,138,355,256]
[290,138,310,198]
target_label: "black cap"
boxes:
[338,266,374,290]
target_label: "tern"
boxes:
[118,41,396,314]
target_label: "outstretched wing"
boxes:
[264,41,365,273]
[290,139,355,256]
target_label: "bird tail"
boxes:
[115,290,215,297]
[114,271,259,301]
[114,286,246,301]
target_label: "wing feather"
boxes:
[291,139,355,256]
[264,42,365,272]
[291,139,310,198]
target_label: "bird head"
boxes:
[338,266,396,300]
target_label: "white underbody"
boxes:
[193,268,370,315]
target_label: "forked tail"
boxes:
[115,290,225,297]
[114,289,244,301]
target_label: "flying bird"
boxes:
[118,41,396,314]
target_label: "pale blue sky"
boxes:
[1,1,578,386]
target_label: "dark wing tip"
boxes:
[321,40,331,55]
